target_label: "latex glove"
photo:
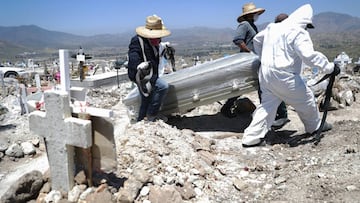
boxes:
[137,61,150,70]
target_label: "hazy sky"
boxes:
[1,0,359,36]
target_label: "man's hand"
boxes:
[137,61,150,70]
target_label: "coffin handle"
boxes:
[192,90,200,102]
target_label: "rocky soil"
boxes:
[0,79,360,202]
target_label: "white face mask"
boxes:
[253,13,259,22]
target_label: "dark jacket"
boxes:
[128,35,159,84]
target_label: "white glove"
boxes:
[137,61,150,70]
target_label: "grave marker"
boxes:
[29,90,92,192]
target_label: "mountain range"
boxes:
[1,12,360,61]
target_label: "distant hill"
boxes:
[312,12,360,32]
[0,12,360,61]
[0,40,30,59]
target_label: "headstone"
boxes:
[334,51,352,73]
[59,49,71,93]
[35,74,41,92]
[19,84,29,115]
[29,90,92,192]
[58,49,116,181]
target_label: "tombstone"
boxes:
[59,49,71,93]
[334,51,352,73]
[29,90,92,192]
[60,48,117,175]
[19,84,29,115]
[35,74,41,92]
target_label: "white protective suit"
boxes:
[242,4,334,146]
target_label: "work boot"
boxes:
[271,118,290,130]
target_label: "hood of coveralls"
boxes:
[282,4,314,29]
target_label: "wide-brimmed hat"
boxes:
[237,2,265,22]
[136,15,171,38]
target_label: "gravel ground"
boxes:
[0,81,359,202]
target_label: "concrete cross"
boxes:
[29,90,92,192]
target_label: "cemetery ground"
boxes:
[0,82,360,202]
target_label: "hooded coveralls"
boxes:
[242,4,334,146]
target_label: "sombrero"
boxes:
[237,2,265,22]
[136,15,171,38]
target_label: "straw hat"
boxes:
[136,15,171,38]
[237,2,265,22]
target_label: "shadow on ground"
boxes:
[167,112,252,133]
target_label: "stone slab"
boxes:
[70,71,128,88]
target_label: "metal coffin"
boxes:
[123,53,260,118]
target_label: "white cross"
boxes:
[29,90,92,192]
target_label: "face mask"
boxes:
[253,14,259,22]
[150,38,161,46]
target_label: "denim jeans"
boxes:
[137,77,169,121]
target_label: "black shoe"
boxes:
[271,118,290,130]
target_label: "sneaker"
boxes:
[312,122,332,134]
[242,137,265,148]
[271,118,290,130]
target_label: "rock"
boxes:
[40,182,52,194]
[117,176,144,203]
[149,185,183,203]
[176,181,196,200]
[233,178,248,191]
[79,187,95,200]
[0,170,44,203]
[5,143,24,158]
[0,139,9,152]
[68,185,85,202]
[346,185,357,191]
[197,150,216,166]
[31,138,41,147]
[140,186,150,196]
[133,168,151,183]
[85,188,115,203]
[274,176,287,185]
[21,141,36,155]
[152,175,164,186]
[45,190,62,203]
[74,170,87,185]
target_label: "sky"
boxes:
[1,0,360,36]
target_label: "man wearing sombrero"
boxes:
[128,15,171,122]
[225,2,289,130]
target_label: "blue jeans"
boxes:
[137,78,169,121]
